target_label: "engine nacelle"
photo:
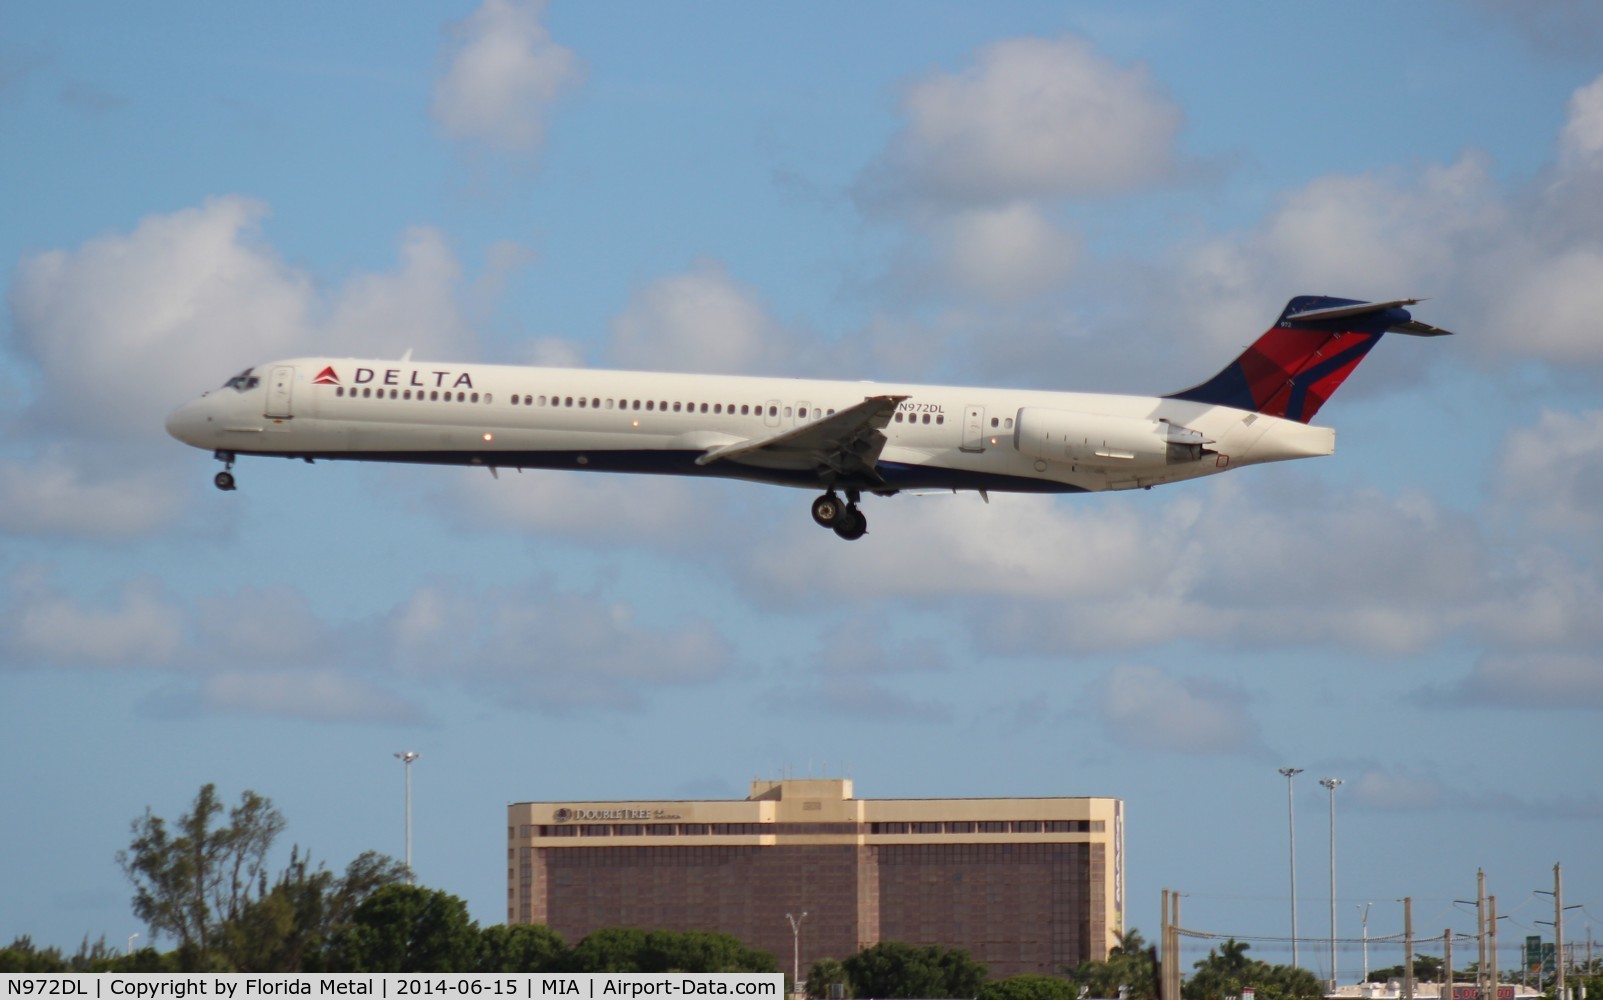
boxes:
[1013,408,1210,467]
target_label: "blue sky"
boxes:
[4,0,1603,978]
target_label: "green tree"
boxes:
[977,973,1081,1000]
[478,924,568,973]
[643,930,777,974]
[843,941,988,999]
[1183,939,1322,1000]
[806,957,851,999]
[224,847,411,972]
[116,784,286,954]
[1064,928,1159,1000]
[567,929,775,975]
[569,928,652,973]
[329,884,481,973]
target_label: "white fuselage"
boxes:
[165,357,1335,495]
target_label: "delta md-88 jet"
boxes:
[166,296,1451,540]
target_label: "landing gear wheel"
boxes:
[811,492,844,528]
[214,471,237,492]
[832,505,867,541]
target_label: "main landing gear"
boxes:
[811,489,867,541]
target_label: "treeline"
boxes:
[0,913,773,975]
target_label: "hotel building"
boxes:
[507,778,1123,979]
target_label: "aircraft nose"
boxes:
[165,397,212,447]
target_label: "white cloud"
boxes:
[387,582,733,711]
[608,260,785,374]
[1350,767,1446,811]
[195,670,420,723]
[432,0,583,154]
[0,448,176,538]
[3,197,492,540]
[862,35,1184,209]
[1559,75,1603,167]
[322,227,476,361]
[1494,409,1603,538]
[1446,651,1603,709]
[1,570,182,667]
[936,203,1081,301]
[1094,663,1258,755]
[9,196,311,442]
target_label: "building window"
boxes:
[614,824,643,836]
[946,821,975,834]
[581,825,611,836]
[1014,820,1042,833]
[912,822,942,834]
[871,822,909,835]
[679,824,709,835]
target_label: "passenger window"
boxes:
[592,398,599,408]
[1004,417,1014,429]
[990,417,998,428]
[673,402,681,412]
[769,406,778,417]
[700,403,708,414]
[471,392,480,403]
[922,413,930,424]
[646,400,655,411]
[740,405,749,415]
[579,397,587,408]
[784,407,792,418]
[936,414,944,424]
[606,399,614,409]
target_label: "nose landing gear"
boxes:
[811,489,868,541]
[213,451,238,492]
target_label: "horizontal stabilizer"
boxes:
[1282,297,1454,336]
[1165,295,1452,423]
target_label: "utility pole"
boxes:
[1478,870,1488,1000]
[1401,897,1413,1000]
[1444,928,1453,1000]
[1171,891,1183,1000]
[1281,767,1304,968]
[1161,889,1172,1000]
[1537,862,1577,1000]
[1358,902,1372,984]
[1489,895,1499,999]
[1320,777,1343,988]
[1555,864,1565,1000]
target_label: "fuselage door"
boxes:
[266,365,295,419]
[961,405,986,452]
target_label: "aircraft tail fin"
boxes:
[1163,296,1452,423]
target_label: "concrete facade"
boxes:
[507,779,1124,979]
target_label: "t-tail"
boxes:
[1164,296,1453,423]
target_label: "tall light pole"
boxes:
[1358,902,1372,983]
[394,751,420,882]
[1320,777,1343,989]
[126,932,139,956]
[786,911,808,996]
[1280,767,1304,967]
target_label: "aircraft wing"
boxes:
[694,394,909,486]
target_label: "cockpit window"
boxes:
[222,369,260,391]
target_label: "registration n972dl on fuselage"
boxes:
[165,295,1451,540]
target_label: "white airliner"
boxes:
[166,296,1450,540]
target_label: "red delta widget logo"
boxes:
[312,366,474,389]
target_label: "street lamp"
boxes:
[786,911,808,996]
[1357,902,1372,983]
[126,932,139,956]
[1279,767,1304,967]
[1320,777,1344,989]
[394,751,420,882]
